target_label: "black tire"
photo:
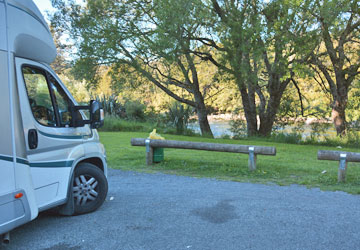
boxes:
[72,163,108,215]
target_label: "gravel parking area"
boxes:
[4,169,360,250]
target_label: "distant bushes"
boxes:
[229,116,360,148]
[98,97,196,136]
[229,108,247,139]
[99,116,155,132]
[97,95,360,148]
[97,95,148,121]
[124,100,146,121]
[164,102,193,135]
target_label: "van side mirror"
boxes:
[70,100,104,129]
[90,100,104,129]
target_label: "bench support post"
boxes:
[338,153,347,183]
[145,139,153,165]
[248,147,257,171]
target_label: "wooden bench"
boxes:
[318,150,360,182]
[131,138,276,171]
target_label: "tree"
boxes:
[51,0,214,137]
[192,0,314,136]
[50,26,69,74]
[308,0,360,136]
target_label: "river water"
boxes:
[188,120,234,138]
[188,120,338,139]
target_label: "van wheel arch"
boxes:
[58,158,106,216]
[78,157,104,172]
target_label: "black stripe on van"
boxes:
[0,154,13,162]
[0,155,73,168]
[0,155,28,164]
[29,161,74,168]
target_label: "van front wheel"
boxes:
[72,163,108,215]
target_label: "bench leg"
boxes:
[145,139,153,165]
[338,153,347,183]
[248,147,256,171]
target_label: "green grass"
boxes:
[100,131,360,194]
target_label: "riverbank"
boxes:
[188,116,337,139]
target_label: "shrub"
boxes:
[100,115,155,132]
[229,108,247,139]
[346,129,360,147]
[270,132,303,144]
[124,100,146,121]
[165,102,193,134]
[291,120,305,134]
[229,119,247,139]
[270,119,304,144]
[96,95,125,117]
[309,122,332,141]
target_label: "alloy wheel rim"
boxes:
[73,175,99,206]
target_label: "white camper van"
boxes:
[0,0,108,242]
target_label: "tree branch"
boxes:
[291,78,305,116]
[119,43,196,107]
[190,50,235,75]
[189,37,226,51]
[310,53,337,98]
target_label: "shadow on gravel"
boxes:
[41,243,81,250]
[191,199,239,224]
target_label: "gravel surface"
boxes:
[3,169,360,250]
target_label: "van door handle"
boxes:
[28,129,38,149]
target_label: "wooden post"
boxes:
[338,153,347,183]
[145,139,153,165]
[317,150,360,183]
[248,146,257,171]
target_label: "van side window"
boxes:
[23,67,57,127]
[22,66,82,127]
[47,74,78,126]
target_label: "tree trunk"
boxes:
[194,91,213,138]
[196,106,213,138]
[259,102,278,137]
[259,117,274,137]
[330,73,349,137]
[258,77,289,137]
[239,85,258,137]
[332,99,347,137]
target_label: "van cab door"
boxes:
[15,57,92,210]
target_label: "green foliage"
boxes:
[270,132,303,144]
[229,119,247,139]
[124,100,146,121]
[100,115,198,137]
[309,122,332,141]
[291,120,306,135]
[229,109,247,139]
[99,116,152,132]
[269,120,304,144]
[319,132,360,148]
[347,81,360,124]
[51,0,217,137]
[50,0,360,138]
[95,95,150,122]
[164,102,193,135]
[96,95,125,117]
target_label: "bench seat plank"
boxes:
[131,138,276,155]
